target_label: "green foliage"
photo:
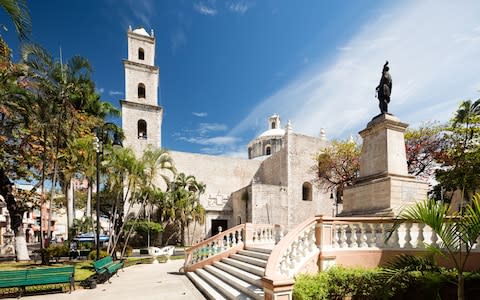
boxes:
[87,250,108,261]
[315,139,360,201]
[47,244,69,258]
[293,267,399,300]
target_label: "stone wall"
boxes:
[121,101,162,158]
[286,133,332,228]
[250,183,287,225]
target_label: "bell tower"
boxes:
[121,26,163,157]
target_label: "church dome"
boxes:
[133,28,150,37]
[248,114,286,160]
[258,128,285,138]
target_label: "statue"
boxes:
[375,61,392,114]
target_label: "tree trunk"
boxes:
[66,180,74,238]
[86,179,92,218]
[47,160,58,243]
[458,273,465,300]
[0,169,30,261]
[14,230,30,261]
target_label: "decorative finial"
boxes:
[150,29,154,37]
[128,25,132,32]
[319,128,326,140]
[286,120,293,132]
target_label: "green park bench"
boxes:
[0,266,75,297]
[92,256,124,283]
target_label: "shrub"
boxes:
[88,250,108,261]
[293,273,329,300]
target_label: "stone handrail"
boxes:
[264,216,320,280]
[184,223,279,272]
[184,224,245,271]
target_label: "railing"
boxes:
[264,217,319,280]
[184,223,279,272]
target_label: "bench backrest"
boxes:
[93,256,113,270]
[0,266,74,288]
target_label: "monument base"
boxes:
[341,174,428,216]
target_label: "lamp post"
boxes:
[330,191,338,217]
[94,123,122,260]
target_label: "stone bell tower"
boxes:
[121,26,163,157]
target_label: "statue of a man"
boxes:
[375,61,392,114]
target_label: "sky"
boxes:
[2,0,480,158]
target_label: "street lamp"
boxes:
[94,123,123,260]
[330,191,338,217]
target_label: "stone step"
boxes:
[196,269,254,300]
[230,254,267,268]
[237,249,270,261]
[205,265,264,300]
[244,247,273,254]
[214,261,262,286]
[222,257,265,276]
[187,271,226,300]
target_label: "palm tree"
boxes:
[0,0,31,40]
[387,195,480,300]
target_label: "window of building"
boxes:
[271,122,276,129]
[138,48,145,60]
[265,146,271,155]
[138,119,147,139]
[138,83,146,99]
[302,182,312,201]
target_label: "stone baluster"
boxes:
[349,224,358,248]
[380,224,387,248]
[404,222,413,249]
[207,242,213,257]
[239,229,244,243]
[416,223,425,249]
[308,227,316,252]
[368,223,377,248]
[253,230,258,243]
[359,224,368,248]
[431,230,438,247]
[340,225,348,248]
[296,234,305,257]
[333,224,340,248]
[390,226,400,248]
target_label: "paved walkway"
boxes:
[23,259,205,300]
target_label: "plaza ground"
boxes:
[22,259,205,300]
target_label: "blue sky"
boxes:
[3,1,480,157]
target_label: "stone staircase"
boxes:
[186,247,271,300]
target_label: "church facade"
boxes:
[121,27,333,241]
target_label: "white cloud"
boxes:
[227,1,251,15]
[109,90,123,96]
[198,123,228,134]
[192,111,208,117]
[171,28,187,54]
[97,88,105,94]
[194,2,217,16]
[229,1,480,142]
[179,135,239,146]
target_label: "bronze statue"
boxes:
[375,61,392,114]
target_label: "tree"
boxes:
[314,139,360,202]
[433,99,480,205]
[167,173,206,245]
[405,122,447,180]
[386,195,480,300]
[0,0,31,40]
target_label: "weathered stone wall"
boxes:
[250,183,288,225]
[254,148,288,186]
[232,186,250,225]
[124,62,159,107]
[121,101,162,158]
[170,151,261,236]
[127,31,155,65]
[286,133,331,228]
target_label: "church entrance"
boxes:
[211,219,228,236]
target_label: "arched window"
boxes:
[302,182,312,201]
[138,83,146,99]
[265,146,271,155]
[271,122,276,129]
[138,119,147,139]
[138,48,145,60]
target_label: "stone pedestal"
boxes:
[341,114,428,216]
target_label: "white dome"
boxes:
[258,128,285,138]
[133,28,150,37]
